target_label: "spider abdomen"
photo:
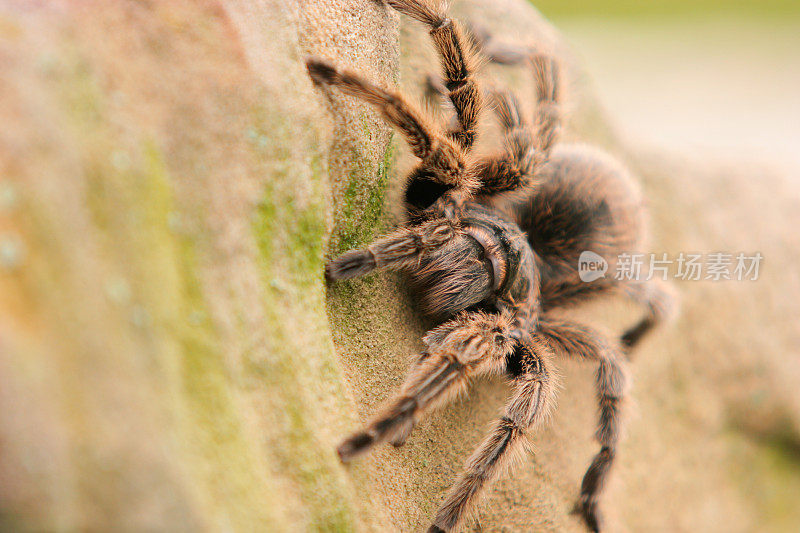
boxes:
[506,143,644,288]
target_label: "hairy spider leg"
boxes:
[306,58,478,194]
[473,55,561,195]
[540,277,677,359]
[337,311,518,461]
[387,0,483,151]
[325,218,458,281]
[537,316,629,533]
[428,339,555,532]
[620,278,678,353]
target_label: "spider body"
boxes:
[306,1,676,531]
[409,200,539,324]
[510,144,645,305]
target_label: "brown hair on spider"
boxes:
[307,1,677,531]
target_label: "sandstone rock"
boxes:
[2,1,798,531]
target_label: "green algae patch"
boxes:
[82,126,288,529]
[330,142,394,255]
[1,1,405,531]
[46,45,294,527]
[249,111,361,531]
[175,244,285,531]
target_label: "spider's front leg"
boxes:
[337,311,517,461]
[306,58,477,195]
[429,339,556,532]
[387,0,483,151]
[325,218,458,280]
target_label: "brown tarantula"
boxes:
[306,1,675,531]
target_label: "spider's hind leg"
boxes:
[620,278,678,354]
[538,316,629,533]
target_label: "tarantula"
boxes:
[306,1,675,531]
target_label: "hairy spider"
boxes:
[306,1,676,531]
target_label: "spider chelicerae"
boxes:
[306,1,676,531]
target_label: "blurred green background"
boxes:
[534,0,800,18]
[533,0,800,174]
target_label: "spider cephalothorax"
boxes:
[307,1,676,531]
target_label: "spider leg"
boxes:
[463,21,535,66]
[337,311,517,460]
[537,316,629,533]
[490,88,527,133]
[530,55,561,154]
[421,80,530,174]
[306,58,476,192]
[620,278,678,353]
[539,276,676,361]
[422,80,530,170]
[483,40,533,66]
[418,74,525,131]
[387,0,483,151]
[473,55,561,195]
[326,218,457,280]
[540,278,616,312]
[428,340,555,532]
[468,24,558,145]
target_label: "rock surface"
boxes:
[1,0,798,532]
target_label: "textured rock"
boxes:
[0,1,397,530]
[2,0,798,532]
